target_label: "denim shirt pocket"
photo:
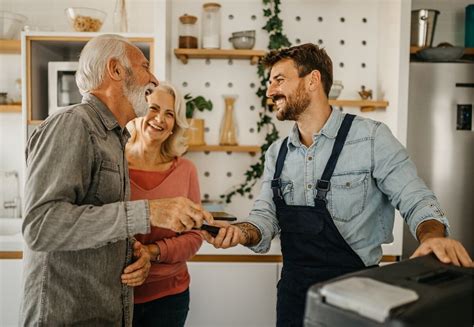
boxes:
[95,160,122,204]
[328,171,369,222]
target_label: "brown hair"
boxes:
[261,43,333,97]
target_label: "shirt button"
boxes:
[307,184,312,189]
[308,156,313,161]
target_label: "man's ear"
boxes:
[107,58,123,81]
[308,70,321,91]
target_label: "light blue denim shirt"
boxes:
[246,108,449,266]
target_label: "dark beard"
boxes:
[276,80,310,121]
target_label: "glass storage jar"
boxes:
[178,14,198,49]
[201,2,221,49]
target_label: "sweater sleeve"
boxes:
[156,230,203,263]
[187,161,201,205]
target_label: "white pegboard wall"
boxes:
[170,0,402,218]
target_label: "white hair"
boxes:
[76,34,133,94]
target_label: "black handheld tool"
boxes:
[198,224,221,237]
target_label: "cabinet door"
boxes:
[187,262,278,327]
[0,259,22,327]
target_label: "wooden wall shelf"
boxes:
[187,145,261,155]
[0,39,21,53]
[0,104,21,113]
[174,48,266,65]
[267,99,388,112]
[329,99,389,111]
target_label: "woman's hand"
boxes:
[121,240,152,287]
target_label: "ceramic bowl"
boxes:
[231,30,256,38]
[229,35,255,49]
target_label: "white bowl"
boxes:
[0,11,27,39]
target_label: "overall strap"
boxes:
[316,114,356,202]
[271,137,289,203]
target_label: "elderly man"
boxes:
[20,34,212,326]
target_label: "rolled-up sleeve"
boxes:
[245,141,282,253]
[23,112,149,252]
[372,123,450,239]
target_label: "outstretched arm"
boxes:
[201,222,262,248]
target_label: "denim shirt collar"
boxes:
[288,107,343,148]
[82,93,130,139]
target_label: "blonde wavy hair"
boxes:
[127,81,189,160]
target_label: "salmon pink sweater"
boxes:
[130,157,203,304]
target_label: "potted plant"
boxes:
[184,94,213,146]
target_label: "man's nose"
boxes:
[150,74,159,89]
[266,83,275,98]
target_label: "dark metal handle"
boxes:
[455,83,474,88]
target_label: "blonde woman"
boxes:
[126,82,202,327]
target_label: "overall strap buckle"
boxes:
[315,179,331,203]
[271,178,283,200]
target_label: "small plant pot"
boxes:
[186,118,206,145]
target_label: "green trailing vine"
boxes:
[221,0,291,203]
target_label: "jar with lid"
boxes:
[178,14,198,49]
[201,2,221,49]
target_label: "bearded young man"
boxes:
[20,34,212,326]
[202,43,473,327]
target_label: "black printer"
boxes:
[304,254,473,327]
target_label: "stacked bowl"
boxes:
[229,30,255,49]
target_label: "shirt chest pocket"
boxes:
[281,180,294,205]
[95,160,123,204]
[328,172,369,222]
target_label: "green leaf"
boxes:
[185,93,213,118]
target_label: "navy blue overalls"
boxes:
[272,114,367,327]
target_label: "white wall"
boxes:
[1,0,406,242]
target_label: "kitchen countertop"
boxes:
[0,225,282,259]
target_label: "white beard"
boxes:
[123,77,150,118]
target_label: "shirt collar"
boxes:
[287,107,343,148]
[82,93,130,138]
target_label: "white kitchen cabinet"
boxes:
[0,259,22,327]
[187,262,278,327]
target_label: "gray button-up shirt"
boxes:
[246,108,449,265]
[20,94,150,326]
